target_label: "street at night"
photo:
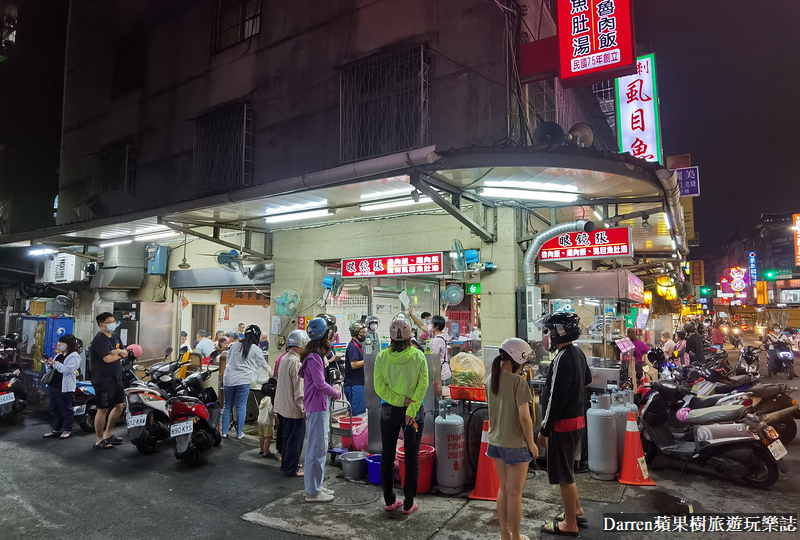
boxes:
[1,1,799,539]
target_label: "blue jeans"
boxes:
[344,385,366,416]
[304,409,330,496]
[222,384,250,437]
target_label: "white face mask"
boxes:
[369,324,377,331]
[58,343,67,353]
[105,321,120,332]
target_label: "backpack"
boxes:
[261,377,277,400]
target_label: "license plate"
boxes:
[170,420,194,437]
[127,414,147,429]
[768,439,788,461]
[73,405,86,416]
[0,392,14,405]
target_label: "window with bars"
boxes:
[94,144,136,197]
[526,78,556,131]
[592,80,617,132]
[191,103,254,195]
[211,0,261,54]
[112,31,146,97]
[340,43,430,163]
[0,3,17,62]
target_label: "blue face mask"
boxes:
[106,321,121,332]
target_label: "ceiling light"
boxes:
[134,231,179,242]
[360,188,412,200]
[664,212,672,230]
[29,248,56,256]
[99,240,133,248]
[359,197,431,211]
[671,238,677,250]
[592,209,603,221]
[479,187,578,202]
[264,209,333,223]
[265,200,327,215]
[484,180,580,193]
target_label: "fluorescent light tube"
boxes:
[265,200,327,214]
[480,187,578,202]
[664,212,672,230]
[484,180,580,193]
[359,197,431,211]
[135,231,179,242]
[360,188,412,200]
[28,248,56,256]
[671,239,677,250]
[99,240,133,248]
[264,209,332,223]
[593,209,603,221]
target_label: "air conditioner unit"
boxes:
[53,254,85,283]
[35,257,56,283]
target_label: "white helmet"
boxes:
[286,329,310,349]
[389,313,413,341]
[500,337,533,365]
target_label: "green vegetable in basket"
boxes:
[451,370,483,388]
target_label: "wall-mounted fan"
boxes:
[276,289,301,317]
[319,269,343,307]
[449,239,480,279]
[213,250,245,273]
[441,284,465,309]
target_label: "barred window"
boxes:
[94,144,135,197]
[211,0,261,54]
[340,44,430,163]
[592,80,616,132]
[191,103,254,195]
[527,78,556,131]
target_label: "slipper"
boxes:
[106,436,123,445]
[43,431,62,438]
[541,522,579,536]
[60,432,72,439]
[385,500,403,512]
[555,512,588,526]
[92,441,114,450]
[263,452,276,459]
[402,503,418,515]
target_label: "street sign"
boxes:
[466,283,481,295]
[676,166,700,197]
[341,253,444,278]
[689,260,704,286]
[539,226,634,261]
[794,214,800,266]
[615,54,662,163]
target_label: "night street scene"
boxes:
[2,1,800,539]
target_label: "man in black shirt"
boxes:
[89,312,128,449]
[344,323,366,416]
[684,321,705,364]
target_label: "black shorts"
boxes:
[547,427,584,485]
[93,374,125,409]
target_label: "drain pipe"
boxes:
[524,220,595,286]
[657,169,688,256]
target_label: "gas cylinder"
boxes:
[435,402,465,494]
[611,390,638,471]
[587,394,617,481]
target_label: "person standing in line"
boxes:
[364,316,382,356]
[673,330,688,366]
[539,312,592,537]
[344,322,367,416]
[299,318,341,502]
[407,308,432,342]
[409,308,451,384]
[684,321,705,365]
[486,338,539,540]
[257,391,276,459]
[627,328,650,380]
[275,329,309,475]
[43,334,81,439]
[711,323,726,349]
[194,330,215,358]
[660,331,676,358]
[374,314,429,516]
[221,325,271,439]
[89,312,129,450]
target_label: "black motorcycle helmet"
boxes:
[316,313,338,335]
[541,312,581,351]
[648,348,665,364]
[244,324,261,342]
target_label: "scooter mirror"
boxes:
[165,347,173,356]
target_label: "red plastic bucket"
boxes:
[337,417,364,448]
[397,444,435,494]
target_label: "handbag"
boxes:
[42,366,56,385]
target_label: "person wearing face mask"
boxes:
[43,334,81,439]
[344,322,367,416]
[89,312,129,450]
[364,316,382,356]
[407,308,432,342]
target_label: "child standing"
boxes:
[257,393,276,459]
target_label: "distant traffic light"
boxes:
[763,270,777,280]
[699,286,711,296]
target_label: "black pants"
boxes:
[276,413,283,454]
[380,403,424,510]
[280,416,306,477]
[49,386,74,432]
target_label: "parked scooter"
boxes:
[0,368,27,422]
[736,346,761,375]
[639,373,788,488]
[167,368,221,466]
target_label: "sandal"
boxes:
[106,435,123,445]
[263,452,276,459]
[555,512,588,527]
[43,431,62,438]
[60,432,72,439]
[402,503,418,515]
[541,521,579,536]
[92,440,114,450]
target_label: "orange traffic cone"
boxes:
[617,412,656,486]
[469,420,500,501]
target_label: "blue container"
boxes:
[366,454,381,485]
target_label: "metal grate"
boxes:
[527,78,557,131]
[191,103,254,195]
[340,43,430,163]
[592,80,617,132]
[211,0,261,54]
[94,144,136,196]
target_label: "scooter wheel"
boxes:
[183,447,201,467]
[773,419,797,444]
[213,430,222,447]
[744,453,779,489]
[78,412,95,433]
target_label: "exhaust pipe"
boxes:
[524,220,595,286]
[761,404,800,425]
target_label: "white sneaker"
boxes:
[321,487,334,496]
[305,492,335,503]
[235,434,245,440]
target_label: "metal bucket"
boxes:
[340,451,369,479]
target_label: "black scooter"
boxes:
[773,341,796,380]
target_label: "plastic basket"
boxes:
[448,385,486,401]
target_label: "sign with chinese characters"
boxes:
[341,253,444,278]
[676,166,700,197]
[794,214,800,266]
[466,283,481,295]
[689,260,705,286]
[748,252,758,286]
[297,316,307,330]
[220,289,270,306]
[627,272,645,303]
[615,53,662,164]
[538,226,633,261]
[557,0,637,88]
[756,281,769,305]
[720,269,748,299]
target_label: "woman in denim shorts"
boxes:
[486,338,538,540]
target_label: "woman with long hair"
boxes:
[674,329,688,366]
[298,317,341,503]
[486,338,537,540]
[43,334,81,439]
[221,324,271,439]
[374,314,429,515]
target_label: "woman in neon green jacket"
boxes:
[374,314,429,516]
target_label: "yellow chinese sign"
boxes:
[220,289,269,306]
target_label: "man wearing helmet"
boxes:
[538,312,591,537]
[364,316,381,356]
[275,329,309,477]
[344,322,367,415]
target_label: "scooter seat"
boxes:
[688,394,728,409]
[749,385,782,399]
[726,374,750,386]
[685,405,745,424]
